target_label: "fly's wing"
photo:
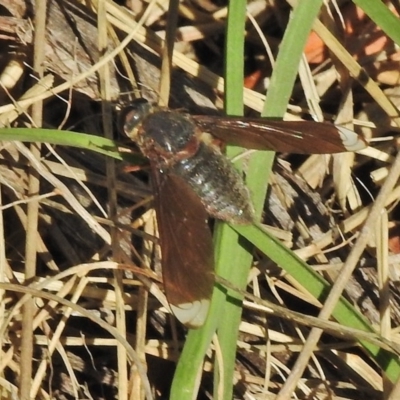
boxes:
[151,167,214,328]
[192,115,367,154]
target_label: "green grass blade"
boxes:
[353,0,400,46]
[233,223,400,382]
[171,1,251,398]
[212,1,253,399]
[0,127,143,164]
[213,1,328,399]
[173,0,329,398]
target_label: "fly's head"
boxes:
[121,98,153,142]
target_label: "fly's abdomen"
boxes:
[171,143,254,224]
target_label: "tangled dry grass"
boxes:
[1,1,400,399]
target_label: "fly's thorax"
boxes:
[136,110,202,168]
[172,142,255,224]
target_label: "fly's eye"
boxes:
[119,98,152,138]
